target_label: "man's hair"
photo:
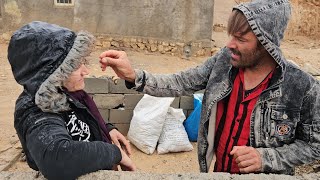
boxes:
[227,10,251,36]
[227,9,264,49]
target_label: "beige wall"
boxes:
[0,0,214,44]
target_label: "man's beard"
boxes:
[229,46,266,69]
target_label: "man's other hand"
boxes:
[230,146,262,173]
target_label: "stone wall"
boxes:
[84,77,198,135]
[93,35,214,58]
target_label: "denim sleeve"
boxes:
[257,80,320,174]
[130,52,221,97]
[26,115,122,180]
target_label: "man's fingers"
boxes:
[101,57,120,66]
[230,146,240,155]
[100,50,125,59]
[234,153,253,164]
[237,158,256,168]
[232,147,262,173]
[239,162,261,173]
[239,165,256,173]
[99,50,120,59]
[231,146,252,157]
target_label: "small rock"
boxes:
[111,41,120,48]
[148,39,157,44]
[130,38,137,43]
[196,49,206,56]
[158,45,164,52]
[95,40,103,47]
[171,47,178,53]
[123,42,131,48]
[137,42,145,50]
[104,37,113,41]
[211,47,220,55]
[102,41,111,48]
[150,44,158,52]
[176,42,185,47]
[164,46,173,52]
[169,42,176,47]
[2,33,12,41]
[162,42,169,46]
[130,43,139,50]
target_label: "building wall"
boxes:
[0,0,214,44]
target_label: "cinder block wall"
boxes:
[84,77,198,135]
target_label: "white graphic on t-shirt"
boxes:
[66,111,91,142]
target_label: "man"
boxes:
[99,0,320,175]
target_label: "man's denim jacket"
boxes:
[131,47,320,175]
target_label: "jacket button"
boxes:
[282,114,288,119]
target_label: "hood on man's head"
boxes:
[233,0,291,68]
[8,21,95,113]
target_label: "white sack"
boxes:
[127,94,174,154]
[157,107,193,154]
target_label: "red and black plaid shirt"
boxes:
[214,68,274,173]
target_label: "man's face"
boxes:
[226,31,267,68]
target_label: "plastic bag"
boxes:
[157,107,193,154]
[183,93,203,142]
[127,94,174,154]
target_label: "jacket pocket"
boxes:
[312,121,320,149]
[268,107,300,143]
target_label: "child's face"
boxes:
[63,64,89,92]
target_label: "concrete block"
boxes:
[84,77,109,93]
[113,123,130,136]
[93,94,124,109]
[183,110,188,117]
[124,94,144,109]
[182,109,194,119]
[109,109,133,124]
[98,108,109,123]
[187,110,194,118]
[110,79,138,94]
[180,96,194,109]
[195,90,205,94]
[170,97,180,108]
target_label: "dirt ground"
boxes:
[0,32,320,175]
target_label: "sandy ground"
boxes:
[0,33,320,174]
